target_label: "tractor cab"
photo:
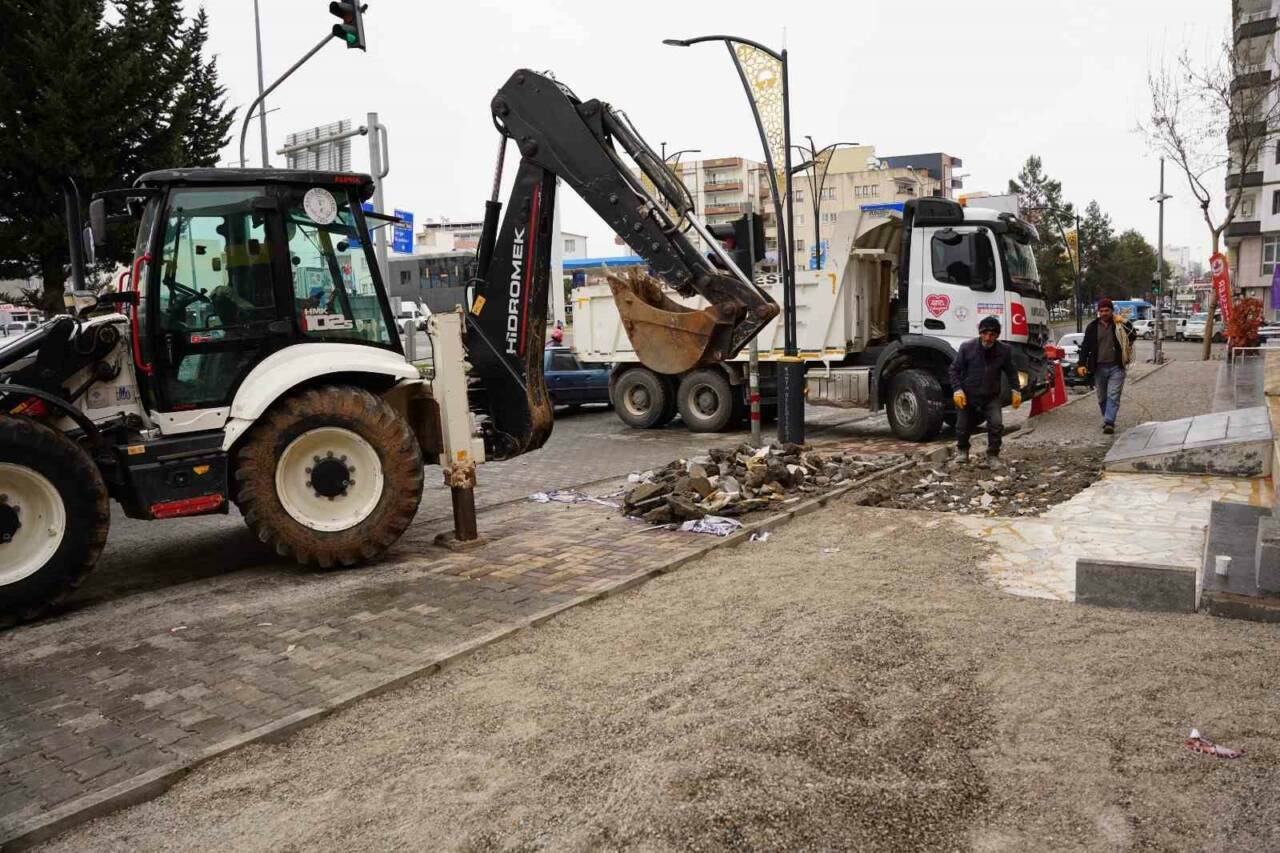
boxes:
[97,169,401,416]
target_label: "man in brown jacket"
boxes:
[1076,297,1136,435]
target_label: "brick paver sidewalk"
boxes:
[0,426,936,848]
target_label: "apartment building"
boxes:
[1226,0,1280,314]
[665,147,958,272]
[789,146,952,271]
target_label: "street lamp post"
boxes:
[791,137,859,270]
[664,34,804,443]
[1150,158,1172,365]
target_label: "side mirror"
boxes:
[81,225,96,266]
[89,198,108,248]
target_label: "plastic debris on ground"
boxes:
[1184,728,1244,759]
[527,489,620,509]
[678,516,742,536]
[620,443,905,527]
[749,531,770,543]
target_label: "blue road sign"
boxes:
[350,202,375,248]
[392,209,414,254]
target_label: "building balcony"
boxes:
[701,157,742,169]
[1226,170,1265,189]
[705,202,745,216]
[1226,219,1262,240]
[1228,119,1269,141]
[1235,10,1277,43]
[1232,66,1272,92]
[703,180,742,193]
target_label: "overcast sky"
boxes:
[194,0,1226,267]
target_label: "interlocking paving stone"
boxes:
[0,406,939,846]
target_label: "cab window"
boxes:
[281,188,392,346]
[931,230,996,292]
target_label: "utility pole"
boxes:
[367,112,390,288]
[1150,158,1172,365]
[1074,212,1083,333]
[746,173,762,447]
[253,0,270,167]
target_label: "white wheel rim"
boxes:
[275,427,385,533]
[0,462,67,586]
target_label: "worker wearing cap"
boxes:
[1076,297,1135,435]
[949,315,1022,466]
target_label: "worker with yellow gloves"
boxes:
[947,315,1022,467]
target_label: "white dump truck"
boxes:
[573,197,1053,440]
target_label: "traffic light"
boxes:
[707,213,766,277]
[329,1,366,50]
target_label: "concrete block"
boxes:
[1075,559,1197,613]
[1264,349,1280,397]
[1256,518,1280,593]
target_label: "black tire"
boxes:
[612,368,672,429]
[677,368,737,433]
[885,369,946,442]
[234,386,424,569]
[0,417,110,628]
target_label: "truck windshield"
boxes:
[999,234,1041,297]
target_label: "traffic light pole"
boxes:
[238,32,335,168]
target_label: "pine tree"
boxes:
[0,0,234,313]
[1008,156,1076,308]
[1078,200,1115,302]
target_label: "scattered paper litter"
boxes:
[678,515,742,536]
[822,547,842,554]
[527,490,620,509]
[169,626,187,633]
[284,644,297,654]
[749,531,770,543]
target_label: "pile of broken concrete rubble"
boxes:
[622,443,905,525]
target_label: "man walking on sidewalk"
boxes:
[1076,297,1135,435]
[950,315,1022,466]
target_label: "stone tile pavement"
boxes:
[0,438,918,849]
[952,472,1271,602]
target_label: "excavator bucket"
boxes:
[606,270,738,375]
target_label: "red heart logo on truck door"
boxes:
[925,294,951,317]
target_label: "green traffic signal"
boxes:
[328,1,366,51]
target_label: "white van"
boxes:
[396,301,430,331]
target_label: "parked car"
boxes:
[544,346,611,407]
[1175,316,1188,340]
[1057,332,1087,385]
[1183,312,1224,342]
[1131,318,1154,339]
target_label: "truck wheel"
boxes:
[234,386,424,569]
[612,368,673,429]
[677,369,737,433]
[886,369,945,442]
[0,417,110,627]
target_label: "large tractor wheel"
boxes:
[612,367,675,429]
[677,368,738,433]
[0,417,110,627]
[886,369,946,442]
[234,386,424,568]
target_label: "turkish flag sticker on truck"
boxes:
[925,293,951,317]
[1010,302,1029,336]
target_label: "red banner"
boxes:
[1210,252,1233,327]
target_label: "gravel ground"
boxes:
[40,503,1280,853]
[855,445,1106,517]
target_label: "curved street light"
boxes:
[790,138,859,270]
[664,33,804,442]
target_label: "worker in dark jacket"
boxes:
[949,315,1022,465]
[1076,297,1136,434]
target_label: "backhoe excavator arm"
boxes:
[467,69,778,460]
